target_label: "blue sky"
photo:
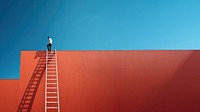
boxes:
[1,0,200,79]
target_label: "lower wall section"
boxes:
[1,50,200,112]
[0,80,19,112]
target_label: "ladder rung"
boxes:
[47,68,56,69]
[47,92,57,93]
[47,76,56,77]
[47,96,58,98]
[46,101,58,103]
[47,75,56,76]
[46,107,58,109]
[47,87,57,89]
[47,83,57,84]
[47,77,56,79]
[47,79,56,80]
[47,51,55,52]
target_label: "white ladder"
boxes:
[45,50,60,112]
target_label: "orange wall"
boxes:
[0,80,19,112]
[1,50,200,112]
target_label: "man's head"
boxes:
[48,36,50,39]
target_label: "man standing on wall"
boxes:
[47,36,53,52]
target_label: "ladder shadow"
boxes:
[17,51,46,112]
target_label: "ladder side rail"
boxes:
[55,50,60,112]
[45,51,47,112]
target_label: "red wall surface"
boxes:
[1,50,200,112]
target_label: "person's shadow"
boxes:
[17,51,46,112]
